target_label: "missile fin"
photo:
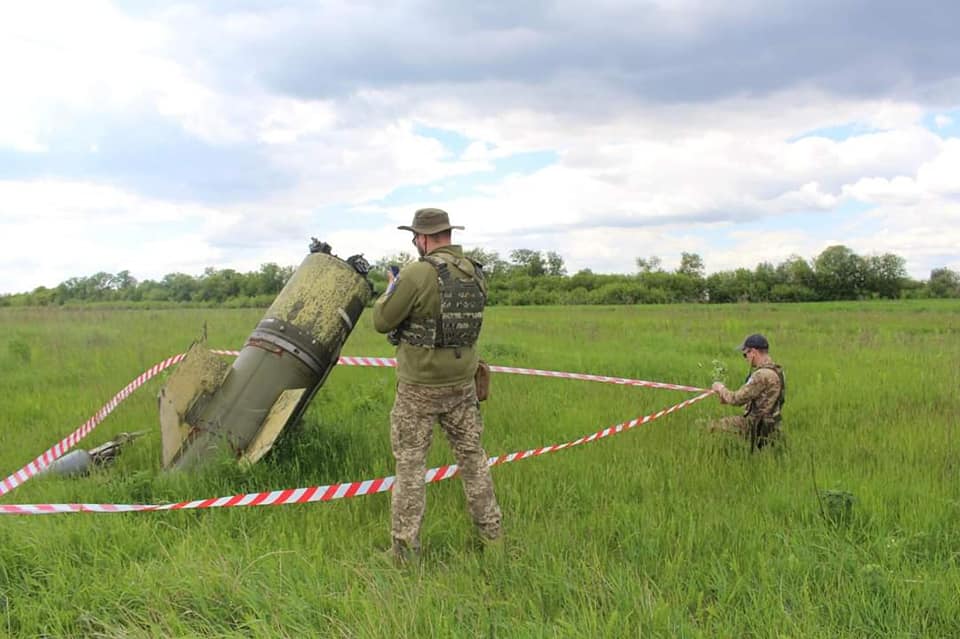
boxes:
[241,388,307,466]
[158,342,230,469]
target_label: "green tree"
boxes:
[635,256,663,273]
[545,251,566,277]
[928,267,960,298]
[706,268,755,303]
[814,245,867,300]
[510,249,546,277]
[677,252,705,279]
[463,248,510,277]
[373,252,415,273]
[776,255,816,288]
[674,253,706,301]
[195,268,242,302]
[162,273,199,302]
[252,263,291,296]
[29,286,57,306]
[865,253,907,299]
[111,270,137,294]
[751,262,778,300]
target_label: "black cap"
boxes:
[737,333,769,351]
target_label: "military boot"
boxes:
[391,538,421,566]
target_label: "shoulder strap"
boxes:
[421,254,485,291]
[420,254,446,271]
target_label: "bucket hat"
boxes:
[398,208,464,234]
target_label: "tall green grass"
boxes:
[1,301,959,637]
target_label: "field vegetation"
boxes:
[5,244,960,309]
[1,301,959,637]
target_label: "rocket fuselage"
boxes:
[159,246,372,470]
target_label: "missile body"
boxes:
[159,243,372,470]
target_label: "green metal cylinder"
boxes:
[160,247,372,470]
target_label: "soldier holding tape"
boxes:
[373,208,502,563]
[709,333,785,449]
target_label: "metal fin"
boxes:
[240,388,307,466]
[158,342,231,469]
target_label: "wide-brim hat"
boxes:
[398,208,465,235]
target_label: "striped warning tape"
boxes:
[0,351,709,503]
[336,356,705,393]
[0,350,235,497]
[0,391,713,515]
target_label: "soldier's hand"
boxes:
[711,382,725,393]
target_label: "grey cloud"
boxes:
[482,209,760,238]
[157,0,960,107]
[0,113,292,204]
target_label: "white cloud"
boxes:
[1,1,959,293]
[704,229,825,273]
[0,1,288,148]
[916,139,960,196]
[257,98,338,145]
[4,85,958,291]
[262,119,496,208]
[842,139,960,204]
[0,180,227,292]
[850,202,960,276]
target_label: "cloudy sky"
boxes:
[2,0,959,294]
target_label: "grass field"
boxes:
[1,301,959,638]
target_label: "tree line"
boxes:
[2,245,959,308]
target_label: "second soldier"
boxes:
[709,333,786,449]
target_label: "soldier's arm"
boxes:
[718,370,771,406]
[372,276,417,333]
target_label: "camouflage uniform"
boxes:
[390,381,501,546]
[710,360,785,448]
[373,237,502,552]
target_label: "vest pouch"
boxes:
[475,359,491,401]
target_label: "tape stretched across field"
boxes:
[0,353,713,515]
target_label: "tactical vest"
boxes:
[743,363,786,418]
[744,363,785,448]
[391,255,485,350]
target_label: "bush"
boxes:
[561,287,590,305]
[589,282,645,305]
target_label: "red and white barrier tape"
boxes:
[0,351,709,506]
[0,391,713,515]
[0,350,236,498]
[336,357,705,393]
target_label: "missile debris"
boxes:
[158,240,372,470]
[39,431,146,478]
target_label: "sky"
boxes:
[2,0,959,294]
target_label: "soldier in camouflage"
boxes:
[373,208,502,563]
[709,333,786,449]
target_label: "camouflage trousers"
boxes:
[390,381,502,548]
[708,415,782,448]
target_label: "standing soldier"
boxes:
[373,208,502,563]
[709,334,786,449]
